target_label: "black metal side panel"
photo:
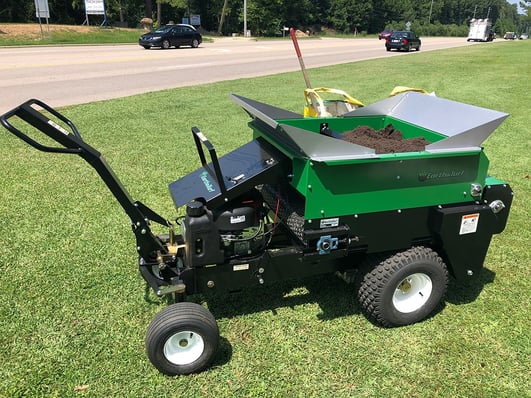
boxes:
[429,183,513,280]
[430,204,497,280]
[315,208,433,254]
[170,138,288,210]
[179,248,346,295]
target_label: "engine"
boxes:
[215,195,266,257]
[183,190,268,267]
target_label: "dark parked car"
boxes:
[385,31,421,52]
[139,24,202,49]
[378,29,394,40]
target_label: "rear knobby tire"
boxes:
[146,302,219,375]
[357,246,448,327]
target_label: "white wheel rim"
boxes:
[392,273,433,313]
[164,331,205,365]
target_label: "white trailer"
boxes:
[467,18,495,42]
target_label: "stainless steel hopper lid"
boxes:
[345,91,509,152]
[230,92,508,159]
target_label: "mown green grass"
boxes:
[0,25,144,46]
[0,40,529,397]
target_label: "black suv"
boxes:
[385,31,421,52]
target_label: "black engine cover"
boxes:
[215,206,256,231]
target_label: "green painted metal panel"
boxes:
[243,95,501,221]
[298,151,490,219]
[250,116,493,220]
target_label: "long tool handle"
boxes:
[290,28,312,89]
[290,28,319,115]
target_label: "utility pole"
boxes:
[429,0,434,23]
[218,0,228,35]
[244,0,248,36]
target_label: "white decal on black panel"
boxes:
[459,213,479,235]
[320,218,339,228]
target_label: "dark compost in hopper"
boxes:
[341,124,431,153]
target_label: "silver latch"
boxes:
[470,183,483,197]
[228,173,245,184]
[489,200,505,214]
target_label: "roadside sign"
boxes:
[34,0,50,19]
[190,15,201,26]
[85,0,105,15]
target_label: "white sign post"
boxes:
[34,0,51,39]
[84,0,107,26]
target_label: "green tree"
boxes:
[242,0,284,36]
[328,0,373,33]
[0,0,526,36]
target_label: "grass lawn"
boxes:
[0,40,529,397]
[0,23,144,46]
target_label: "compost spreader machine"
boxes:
[1,91,513,375]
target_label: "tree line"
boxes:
[1,0,529,36]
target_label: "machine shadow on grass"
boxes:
[144,264,494,324]
[211,336,233,369]
[445,267,495,305]
[203,274,361,321]
[177,266,494,370]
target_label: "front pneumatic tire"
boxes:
[357,246,448,327]
[146,302,219,375]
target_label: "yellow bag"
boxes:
[389,86,435,97]
[304,87,364,117]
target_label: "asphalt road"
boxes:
[0,37,477,113]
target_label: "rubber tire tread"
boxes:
[356,246,448,328]
[145,302,219,375]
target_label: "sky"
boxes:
[507,0,525,13]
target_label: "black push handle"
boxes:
[1,99,168,260]
[0,99,84,154]
[192,126,227,195]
